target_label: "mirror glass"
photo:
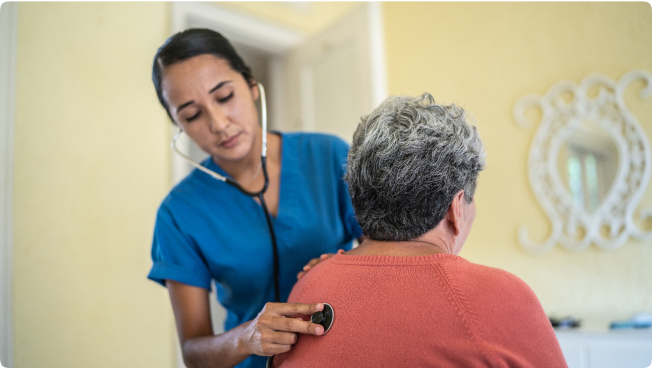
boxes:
[557,121,619,214]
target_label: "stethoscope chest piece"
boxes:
[311,303,335,335]
[266,303,335,368]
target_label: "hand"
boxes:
[241,302,325,356]
[297,249,345,280]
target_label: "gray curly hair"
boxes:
[345,93,486,241]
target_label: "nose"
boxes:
[206,105,229,133]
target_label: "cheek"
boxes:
[180,123,210,147]
[236,98,260,129]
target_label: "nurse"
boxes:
[147,28,363,368]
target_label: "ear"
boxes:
[249,80,260,101]
[445,190,466,236]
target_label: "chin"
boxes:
[215,144,251,162]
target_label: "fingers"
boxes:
[257,338,294,356]
[277,315,324,335]
[258,302,325,335]
[297,255,328,280]
[281,301,324,316]
[298,250,345,280]
[251,302,327,357]
[303,256,327,271]
[260,302,323,318]
[259,316,324,337]
[261,343,292,356]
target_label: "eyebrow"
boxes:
[176,80,233,114]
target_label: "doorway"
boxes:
[168,3,387,366]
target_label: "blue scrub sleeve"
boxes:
[148,201,212,290]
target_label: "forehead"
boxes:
[161,55,241,102]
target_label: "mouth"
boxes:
[219,133,241,148]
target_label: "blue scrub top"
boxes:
[148,132,362,368]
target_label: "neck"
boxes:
[346,226,459,257]
[347,238,448,257]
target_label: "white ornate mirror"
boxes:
[514,70,652,254]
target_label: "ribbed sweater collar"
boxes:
[330,253,464,266]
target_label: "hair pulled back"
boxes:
[152,28,254,122]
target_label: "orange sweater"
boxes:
[273,253,567,368]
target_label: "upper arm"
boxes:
[148,201,213,290]
[463,268,565,366]
[167,279,214,345]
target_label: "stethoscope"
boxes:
[171,83,281,303]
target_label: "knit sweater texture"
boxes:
[273,253,567,368]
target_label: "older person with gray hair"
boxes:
[271,93,567,368]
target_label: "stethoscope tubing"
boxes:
[171,82,281,303]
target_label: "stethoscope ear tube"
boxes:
[170,82,280,303]
[171,129,229,182]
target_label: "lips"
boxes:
[220,133,240,148]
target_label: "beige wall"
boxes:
[13,3,175,367]
[384,2,652,328]
[10,2,652,368]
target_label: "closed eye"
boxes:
[218,92,234,103]
[186,111,201,122]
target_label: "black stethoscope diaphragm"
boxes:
[310,303,334,335]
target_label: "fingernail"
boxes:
[316,326,324,335]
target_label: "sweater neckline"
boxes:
[330,252,463,265]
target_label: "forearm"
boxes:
[181,321,252,368]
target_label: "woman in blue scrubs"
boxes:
[147,29,363,368]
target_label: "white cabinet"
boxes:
[556,330,652,368]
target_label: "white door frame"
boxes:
[367,2,388,107]
[0,2,18,367]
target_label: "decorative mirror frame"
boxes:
[514,70,652,254]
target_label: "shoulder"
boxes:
[451,261,565,364]
[283,131,350,153]
[439,258,547,326]
[442,259,539,304]
[287,256,337,303]
[158,158,215,212]
[282,132,351,174]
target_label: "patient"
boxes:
[272,93,567,368]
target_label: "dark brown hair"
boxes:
[152,28,254,122]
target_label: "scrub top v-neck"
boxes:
[148,132,362,368]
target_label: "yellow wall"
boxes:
[384,2,652,328]
[13,3,175,367]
